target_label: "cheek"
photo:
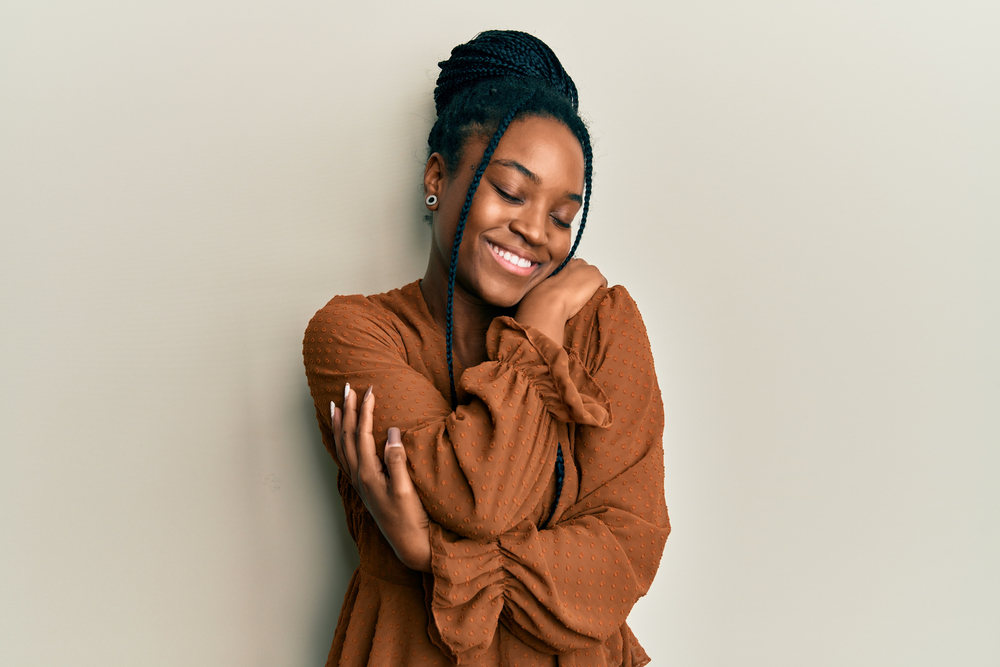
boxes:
[454,200,498,256]
[553,228,574,260]
[433,209,466,257]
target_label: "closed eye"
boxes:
[492,184,523,204]
[550,215,571,229]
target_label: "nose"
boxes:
[509,204,549,247]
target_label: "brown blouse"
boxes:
[303,280,669,667]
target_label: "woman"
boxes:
[303,30,669,667]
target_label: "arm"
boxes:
[303,291,612,540]
[420,287,670,663]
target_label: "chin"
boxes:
[479,286,527,310]
[467,274,534,310]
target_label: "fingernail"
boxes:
[343,382,350,402]
[363,385,373,403]
[386,427,402,447]
[330,401,336,421]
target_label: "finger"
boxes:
[354,384,373,442]
[330,401,345,470]
[356,386,381,479]
[383,427,413,495]
[333,405,354,485]
[341,382,360,485]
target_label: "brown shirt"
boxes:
[303,280,669,666]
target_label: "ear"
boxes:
[423,153,447,210]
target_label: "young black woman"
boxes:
[303,30,669,667]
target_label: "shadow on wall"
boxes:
[300,385,360,663]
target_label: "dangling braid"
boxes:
[445,95,534,408]
[539,443,565,529]
[552,130,593,276]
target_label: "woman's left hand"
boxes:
[331,385,432,573]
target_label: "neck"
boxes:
[421,255,510,369]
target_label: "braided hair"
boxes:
[428,30,594,408]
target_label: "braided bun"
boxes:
[434,30,578,115]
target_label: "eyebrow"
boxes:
[491,159,583,204]
[492,159,539,183]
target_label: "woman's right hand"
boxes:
[516,258,607,343]
[331,384,432,573]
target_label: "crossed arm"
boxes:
[306,283,669,662]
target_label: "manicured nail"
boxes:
[363,385,373,403]
[330,401,336,421]
[343,382,350,403]
[386,427,402,447]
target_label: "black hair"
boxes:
[429,30,594,409]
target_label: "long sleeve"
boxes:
[303,289,613,540]
[420,287,670,665]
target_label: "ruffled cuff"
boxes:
[498,521,613,650]
[482,316,612,427]
[423,523,505,664]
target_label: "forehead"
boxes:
[468,116,585,188]
[499,117,584,187]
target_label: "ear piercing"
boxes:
[425,195,438,207]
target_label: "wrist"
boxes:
[395,527,432,573]
[515,302,567,344]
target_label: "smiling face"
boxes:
[424,115,585,309]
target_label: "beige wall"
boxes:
[2,1,997,665]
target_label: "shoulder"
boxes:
[304,281,423,350]
[566,284,655,369]
[602,285,652,340]
[596,284,643,316]
[577,284,650,337]
[305,293,385,337]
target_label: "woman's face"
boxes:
[425,115,585,309]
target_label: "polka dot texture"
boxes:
[303,281,669,667]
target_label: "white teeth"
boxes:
[488,241,534,269]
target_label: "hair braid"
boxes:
[445,94,535,408]
[539,442,565,529]
[434,30,577,115]
[553,128,593,275]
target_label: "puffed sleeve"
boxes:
[303,294,613,540]
[419,287,669,665]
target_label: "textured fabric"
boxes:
[303,280,669,667]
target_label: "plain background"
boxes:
[2,1,998,665]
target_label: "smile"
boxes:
[486,241,538,276]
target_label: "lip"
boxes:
[485,240,541,276]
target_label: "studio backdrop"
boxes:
[2,1,997,665]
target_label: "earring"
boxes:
[425,195,438,207]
